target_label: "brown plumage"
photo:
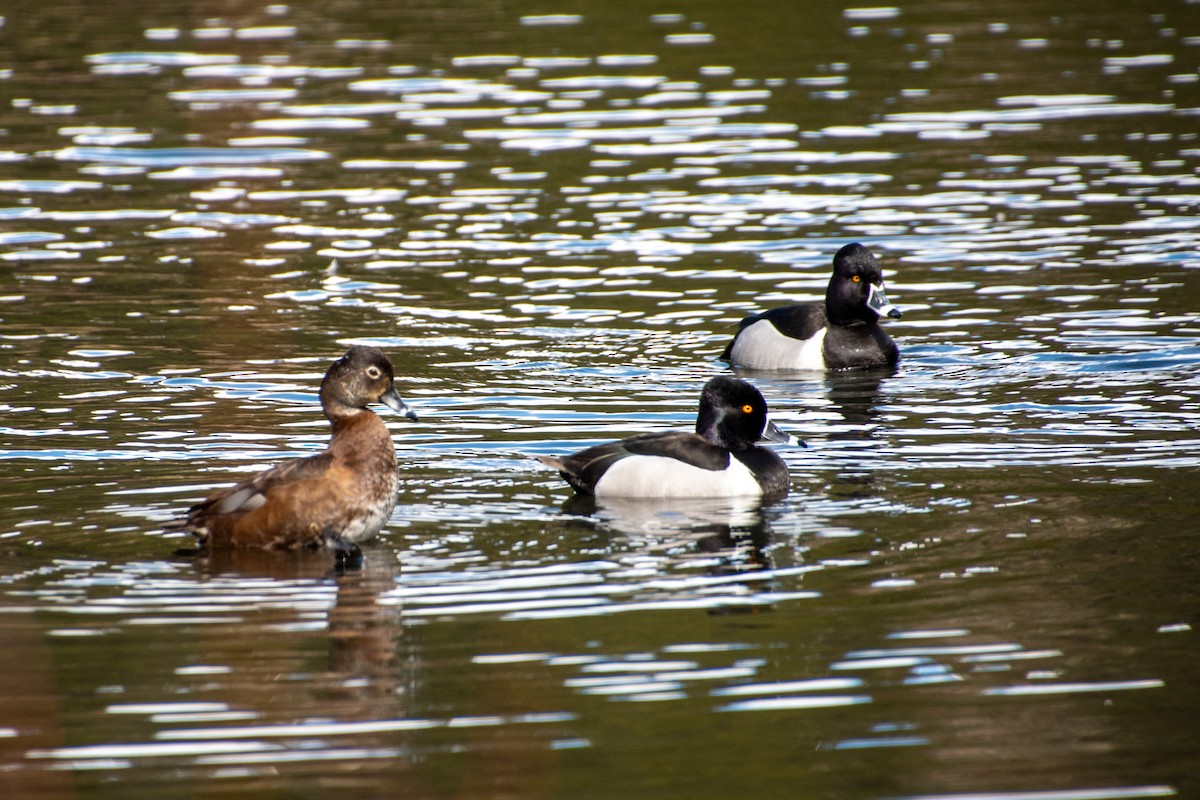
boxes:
[166,346,418,557]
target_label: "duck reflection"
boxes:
[326,556,405,694]
[559,495,785,614]
[824,366,894,430]
[188,547,406,700]
[561,493,766,537]
[822,367,895,502]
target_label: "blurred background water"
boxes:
[0,0,1197,798]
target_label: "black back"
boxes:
[548,431,733,494]
[720,304,827,359]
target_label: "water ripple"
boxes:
[1,4,1197,794]
[55,146,330,166]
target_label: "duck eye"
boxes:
[365,366,382,380]
[851,275,861,283]
[742,404,754,414]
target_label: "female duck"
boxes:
[722,242,902,371]
[538,376,801,501]
[167,345,418,557]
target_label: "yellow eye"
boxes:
[742,404,754,414]
[851,275,861,283]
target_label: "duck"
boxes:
[722,242,902,371]
[166,345,418,561]
[537,376,801,501]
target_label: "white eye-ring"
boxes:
[365,365,382,380]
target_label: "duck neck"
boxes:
[326,404,369,431]
[696,408,741,450]
[827,284,874,327]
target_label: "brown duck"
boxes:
[167,346,417,560]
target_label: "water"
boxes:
[1,0,1198,797]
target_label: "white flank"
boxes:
[340,502,393,542]
[728,321,826,370]
[343,472,399,542]
[594,455,763,499]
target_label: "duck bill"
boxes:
[761,418,807,448]
[868,283,902,319]
[380,384,419,421]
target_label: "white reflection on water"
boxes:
[892,787,1176,800]
[984,679,1165,697]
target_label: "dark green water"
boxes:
[1,0,1197,798]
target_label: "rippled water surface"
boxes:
[1,1,1198,798]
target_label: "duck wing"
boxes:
[723,304,827,358]
[539,432,730,496]
[620,432,730,469]
[166,451,335,544]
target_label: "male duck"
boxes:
[538,376,801,501]
[167,345,418,558]
[722,242,902,371]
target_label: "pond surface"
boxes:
[1,0,1198,798]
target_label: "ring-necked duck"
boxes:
[722,242,902,371]
[166,345,417,559]
[537,376,802,501]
